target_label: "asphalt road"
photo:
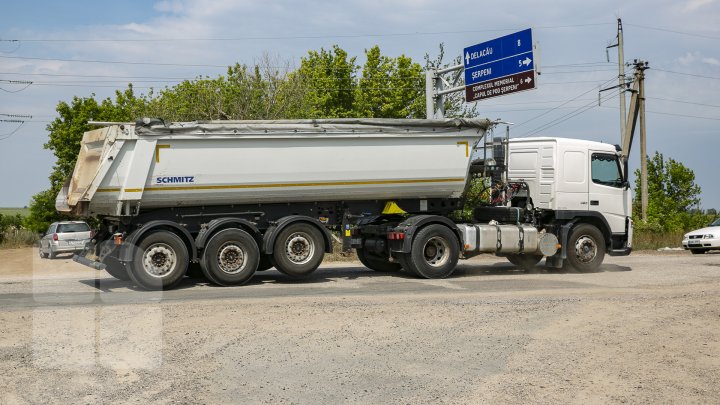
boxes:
[1,250,719,404]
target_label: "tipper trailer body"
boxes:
[58,118,632,289]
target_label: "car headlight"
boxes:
[704,234,715,239]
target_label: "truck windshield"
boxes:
[57,223,90,233]
[591,153,623,188]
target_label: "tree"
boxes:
[26,87,144,232]
[295,45,358,118]
[634,151,704,232]
[355,46,425,118]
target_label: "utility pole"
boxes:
[619,60,649,221]
[607,18,627,139]
[638,61,648,221]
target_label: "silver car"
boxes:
[39,221,92,259]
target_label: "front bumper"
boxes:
[682,237,720,250]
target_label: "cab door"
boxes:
[588,152,628,233]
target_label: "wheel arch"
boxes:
[394,214,462,254]
[119,220,197,263]
[262,215,333,255]
[195,217,262,250]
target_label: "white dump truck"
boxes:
[58,118,632,290]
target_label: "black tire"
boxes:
[127,230,189,290]
[356,248,402,272]
[690,249,708,255]
[103,256,131,281]
[565,224,606,272]
[201,228,259,286]
[186,262,206,279]
[272,222,325,277]
[506,254,543,270]
[257,254,274,271]
[38,246,47,259]
[403,224,460,279]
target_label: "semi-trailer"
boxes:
[57,118,632,290]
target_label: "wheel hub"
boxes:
[423,236,449,267]
[218,243,246,274]
[574,236,598,263]
[285,233,314,264]
[142,243,176,277]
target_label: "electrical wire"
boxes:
[624,23,720,40]
[0,23,613,43]
[0,121,25,141]
[652,68,720,81]
[519,88,621,137]
[647,96,720,108]
[513,75,617,128]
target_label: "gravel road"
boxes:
[1,248,719,404]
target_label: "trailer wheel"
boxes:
[506,254,543,271]
[356,248,402,272]
[128,230,189,290]
[272,223,324,277]
[403,224,459,279]
[565,224,606,272]
[201,229,259,286]
[103,256,131,281]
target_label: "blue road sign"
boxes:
[463,28,536,100]
[463,28,532,69]
[464,52,534,86]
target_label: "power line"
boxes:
[0,79,32,93]
[647,96,720,108]
[0,23,613,43]
[625,23,720,40]
[0,54,228,68]
[600,105,720,121]
[519,88,621,137]
[513,75,617,128]
[0,121,25,141]
[652,68,720,81]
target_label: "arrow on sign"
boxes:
[524,77,533,84]
[522,57,532,66]
[465,52,470,65]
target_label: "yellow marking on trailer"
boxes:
[96,187,121,192]
[457,141,469,157]
[94,178,466,192]
[382,201,407,214]
[155,144,171,163]
[123,188,143,193]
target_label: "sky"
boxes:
[0,0,718,209]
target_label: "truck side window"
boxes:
[591,153,623,188]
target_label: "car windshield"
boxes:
[56,223,90,233]
[711,218,720,227]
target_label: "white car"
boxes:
[682,218,720,254]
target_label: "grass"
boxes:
[0,229,39,249]
[0,207,29,216]
[632,230,685,251]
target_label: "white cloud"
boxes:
[701,57,720,66]
[684,0,715,11]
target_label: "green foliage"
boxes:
[295,45,358,118]
[633,151,704,232]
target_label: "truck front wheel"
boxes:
[128,230,189,290]
[565,224,606,272]
[272,223,325,277]
[400,224,459,279]
[201,228,259,286]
